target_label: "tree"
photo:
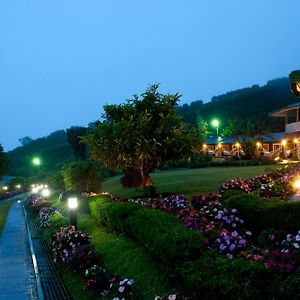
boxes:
[67,127,88,160]
[0,144,7,180]
[82,84,200,188]
[61,160,102,193]
[18,136,33,146]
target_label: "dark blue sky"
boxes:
[1,1,300,151]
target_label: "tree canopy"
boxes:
[0,144,7,180]
[82,85,200,186]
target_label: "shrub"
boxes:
[224,193,300,234]
[90,199,205,268]
[52,226,97,272]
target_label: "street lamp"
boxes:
[32,157,41,166]
[68,197,78,228]
[212,119,220,136]
[281,139,287,159]
[235,142,241,156]
[3,186,8,191]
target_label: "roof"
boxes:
[271,101,300,117]
[204,132,285,145]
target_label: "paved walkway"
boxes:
[0,199,38,299]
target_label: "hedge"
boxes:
[90,197,300,299]
[90,198,206,267]
[224,193,300,234]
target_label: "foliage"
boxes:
[6,130,73,176]
[52,226,97,272]
[224,193,300,234]
[61,160,102,193]
[176,77,297,133]
[67,126,88,160]
[89,198,206,268]
[0,144,7,179]
[82,84,200,187]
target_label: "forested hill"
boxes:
[177,77,298,131]
[6,130,73,176]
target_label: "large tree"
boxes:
[0,144,7,180]
[82,85,200,187]
[67,126,88,160]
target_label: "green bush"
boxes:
[224,193,300,234]
[178,251,300,300]
[90,199,205,267]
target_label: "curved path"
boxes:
[0,199,38,299]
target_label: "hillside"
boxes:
[6,77,296,176]
[177,77,297,131]
[6,130,73,176]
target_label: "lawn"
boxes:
[0,202,15,236]
[103,165,279,199]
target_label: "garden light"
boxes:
[16,184,21,189]
[281,140,287,146]
[294,138,299,144]
[32,187,38,193]
[3,186,8,191]
[33,157,41,166]
[68,197,78,228]
[212,119,220,136]
[294,177,300,190]
[256,142,261,148]
[41,188,50,198]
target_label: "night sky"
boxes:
[1,1,300,151]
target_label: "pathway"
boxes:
[0,199,38,299]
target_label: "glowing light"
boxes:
[32,187,38,193]
[3,186,8,191]
[235,142,240,148]
[281,140,287,146]
[212,119,219,127]
[203,144,207,148]
[68,197,78,209]
[32,157,41,166]
[41,188,50,197]
[294,177,300,189]
[294,138,299,144]
[16,184,21,189]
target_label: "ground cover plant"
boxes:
[102,165,278,199]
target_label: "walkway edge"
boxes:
[23,206,44,300]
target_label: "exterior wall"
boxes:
[286,122,300,133]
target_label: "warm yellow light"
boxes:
[256,142,261,147]
[235,142,240,148]
[218,143,222,149]
[294,138,299,144]
[68,197,78,209]
[203,144,207,148]
[295,177,300,189]
[281,140,287,146]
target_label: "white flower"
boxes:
[293,243,300,249]
[168,295,176,300]
[127,279,135,286]
[296,235,300,241]
[118,286,125,293]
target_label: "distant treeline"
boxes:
[6,77,297,176]
[176,77,297,132]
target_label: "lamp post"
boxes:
[68,197,78,228]
[235,142,240,156]
[281,139,287,159]
[212,119,219,136]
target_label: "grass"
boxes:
[103,165,279,199]
[49,197,170,300]
[0,202,14,235]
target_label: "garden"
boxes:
[25,163,300,300]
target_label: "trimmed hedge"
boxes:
[90,197,300,299]
[224,193,300,234]
[178,251,300,300]
[90,198,205,267]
